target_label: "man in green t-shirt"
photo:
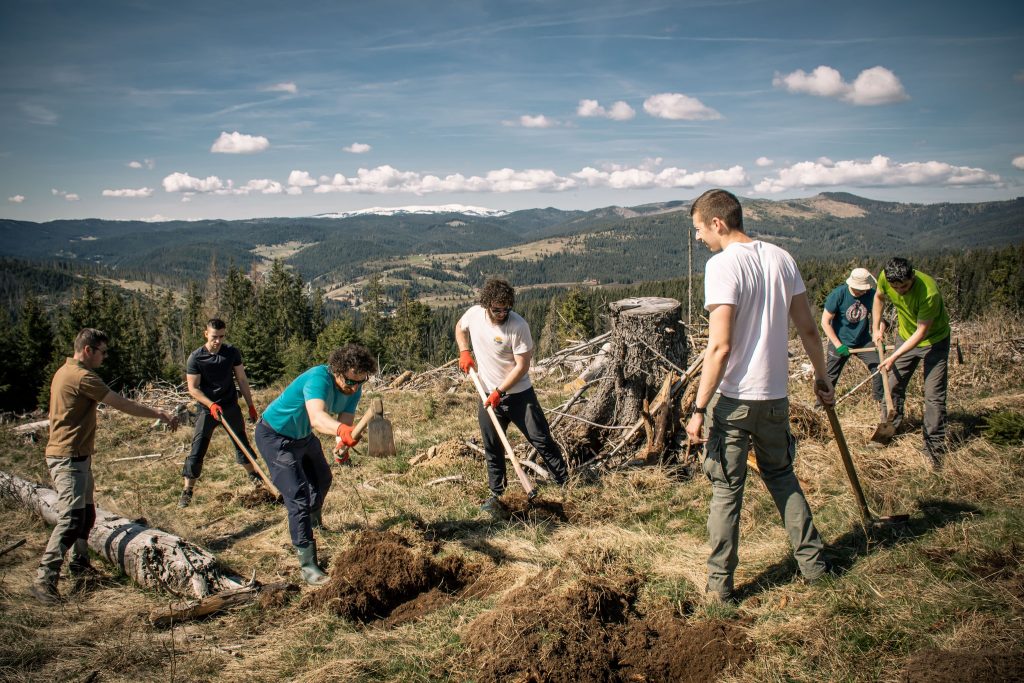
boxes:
[872,257,951,467]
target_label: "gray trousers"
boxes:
[888,334,950,458]
[37,457,95,583]
[702,394,827,597]
[827,346,883,404]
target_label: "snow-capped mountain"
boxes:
[314,204,509,219]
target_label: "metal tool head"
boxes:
[870,420,895,445]
[366,397,397,457]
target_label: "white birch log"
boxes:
[0,470,242,598]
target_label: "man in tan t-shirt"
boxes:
[31,328,179,605]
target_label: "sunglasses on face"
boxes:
[489,307,510,314]
[343,376,367,386]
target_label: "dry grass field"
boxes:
[1,313,1022,682]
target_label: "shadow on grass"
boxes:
[733,498,983,602]
[372,513,517,564]
[205,521,275,551]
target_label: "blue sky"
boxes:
[1,0,1022,221]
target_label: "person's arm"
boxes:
[820,309,842,349]
[102,391,179,429]
[872,289,887,343]
[791,292,834,405]
[305,398,345,437]
[881,320,932,371]
[455,322,477,374]
[499,348,532,394]
[186,374,214,409]
[685,303,734,444]
[234,364,258,420]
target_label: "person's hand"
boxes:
[880,356,895,373]
[484,389,504,410]
[209,403,223,422]
[836,344,850,357]
[333,441,351,465]
[873,328,885,343]
[158,410,180,432]
[248,404,258,423]
[336,422,358,448]
[459,350,476,374]
[685,412,706,444]
[814,379,835,407]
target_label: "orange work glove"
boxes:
[336,422,358,448]
[459,350,476,374]
[333,443,351,466]
[248,404,258,423]
[209,403,223,422]
[484,389,504,410]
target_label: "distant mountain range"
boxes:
[1,193,1021,304]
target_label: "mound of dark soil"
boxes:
[300,530,479,623]
[503,490,574,525]
[901,648,1024,682]
[462,570,754,683]
[235,486,278,508]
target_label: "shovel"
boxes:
[338,398,397,459]
[820,393,909,531]
[870,341,896,445]
[468,368,536,499]
[220,419,283,501]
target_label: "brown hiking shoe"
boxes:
[30,580,61,605]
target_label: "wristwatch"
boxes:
[693,405,706,415]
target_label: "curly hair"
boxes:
[328,344,378,378]
[478,278,515,309]
[883,257,914,284]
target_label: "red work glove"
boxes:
[248,404,258,423]
[209,403,223,422]
[333,443,351,466]
[484,389,504,410]
[336,422,358,448]
[459,350,476,374]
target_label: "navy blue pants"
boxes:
[254,421,333,547]
[478,386,569,496]
[183,401,251,479]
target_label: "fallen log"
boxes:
[0,470,242,598]
[149,581,297,628]
[13,420,48,436]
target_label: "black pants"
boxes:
[183,401,251,479]
[478,387,568,496]
[826,346,883,403]
[889,335,950,458]
[254,421,332,547]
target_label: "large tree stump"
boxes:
[0,470,243,598]
[557,297,688,464]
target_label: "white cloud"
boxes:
[577,99,636,121]
[8,195,25,203]
[286,186,303,195]
[773,65,909,106]
[210,131,270,154]
[240,179,284,194]
[128,158,155,170]
[162,172,226,193]
[288,170,318,187]
[102,187,154,198]
[51,188,79,201]
[343,142,372,154]
[311,161,745,195]
[643,93,721,120]
[519,114,556,128]
[1013,155,1024,170]
[20,103,58,125]
[755,156,774,167]
[754,155,1000,193]
[265,82,298,94]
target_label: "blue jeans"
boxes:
[254,421,332,547]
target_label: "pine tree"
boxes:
[16,294,54,410]
[314,315,360,363]
[360,274,389,361]
[555,289,594,347]
[386,288,431,369]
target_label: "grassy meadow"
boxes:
[1,313,1022,682]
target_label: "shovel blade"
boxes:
[366,416,397,457]
[870,420,895,445]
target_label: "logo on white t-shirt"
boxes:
[493,336,504,345]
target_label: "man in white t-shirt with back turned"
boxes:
[684,189,834,603]
[456,278,569,519]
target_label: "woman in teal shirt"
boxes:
[255,344,377,585]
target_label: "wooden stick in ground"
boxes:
[0,538,26,558]
[219,420,282,500]
[467,368,535,498]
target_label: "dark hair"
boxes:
[328,344,377,378]
[74,328,109,353]
[206,318,227,330]
[690,188,743,231]
[479,278,515,309]
[884,257,914,283]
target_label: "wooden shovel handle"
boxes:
[821,403,873,529]
[350,404,376,441]
[875,340,895,414]
[220,419,282,499]
[468,368,535,497]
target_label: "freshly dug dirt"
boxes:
[234,486,279,508]
[901,648,1024,682]
[503,490,575,525]
[462,570,754,682]
[300,530,479,623]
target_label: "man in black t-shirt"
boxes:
[179,318,260,507]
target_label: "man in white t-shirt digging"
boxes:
[456,278,569,519]
[684,189,835,603]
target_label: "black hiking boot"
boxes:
[177,488,193,508]
[480,495,508,521]
[30,579,61,605]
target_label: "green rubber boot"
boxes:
[295,542,329,586]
